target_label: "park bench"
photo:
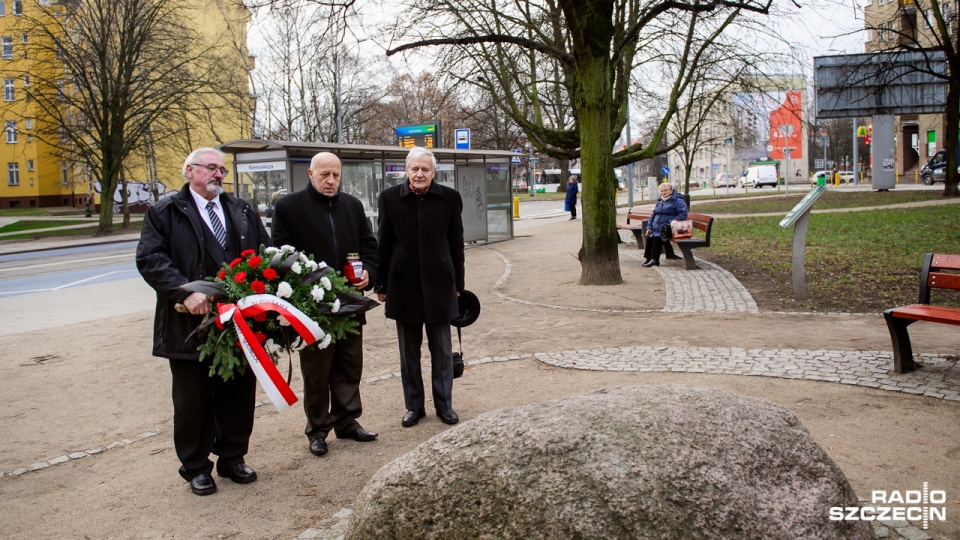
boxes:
[617,208,714,270]
[882,253,960,373]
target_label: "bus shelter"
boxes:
[219,139,516,243]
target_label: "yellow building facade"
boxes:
[0,0,253,210]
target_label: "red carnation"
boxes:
[248,256,262,268]
[234,271,247,283]
[254,332,267,344]
[217,269,226,280]
[251,280,265,294]
[263,268,278,280]
[241,249,256,257]
[229,258,242,269]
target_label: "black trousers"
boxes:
[168,358,256,481]
[569,203,577,218]
[396,321,454,413]
[299,328,364,440]
[643,234,667,261]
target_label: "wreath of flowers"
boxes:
[194,245,367,382]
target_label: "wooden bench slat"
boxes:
[929,272,960,291]
[932,253,960,271]
[889,304,960,325]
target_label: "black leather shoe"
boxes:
[401,409,426,427]
[217,463,257,484]
[642,260,659,267]
[309,438,328,456]
[437,409,460,425]
[339,427,378,442]
[189,473,217,496]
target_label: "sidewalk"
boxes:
[0,206,957,539]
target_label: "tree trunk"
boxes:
[121,177,131,229]
[571,33,622,285]
[943,73,959,198]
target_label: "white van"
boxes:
[739,165,778,188]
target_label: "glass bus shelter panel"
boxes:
[237,170,287,219]
[486,165,512,241]
[384,164,406,189]
[341,160,382,234]
[437,163,455,189]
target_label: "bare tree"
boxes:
[383,0,777,285]
[16,0,227,235]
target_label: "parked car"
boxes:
[713,172,736,187]
[920,149,960,185]
[739,165,778,188]
[810,170,854,184]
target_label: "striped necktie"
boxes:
[205,200,226,248]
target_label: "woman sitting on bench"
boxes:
[643,183,688,267]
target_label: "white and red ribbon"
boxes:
[217,294,326,412]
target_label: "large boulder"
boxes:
[347,385,873,539]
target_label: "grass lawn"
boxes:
[0,220,97,233]
[695,199,960,312]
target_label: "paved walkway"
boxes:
[2,198,955,540]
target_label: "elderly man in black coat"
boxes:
[376,147,465,427]
[272,151,380,458]
[136,147,272,496]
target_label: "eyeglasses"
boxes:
[192,163,229,176]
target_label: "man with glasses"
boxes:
[136,147,272,496]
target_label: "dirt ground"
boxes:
[1,217,958,539]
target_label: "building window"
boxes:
[24,117,31,129]
[0,3,6,17]
[55,37,62,59]
[3,78,13,101]
[5,120,16,143]
[2,36,12,59]
[27,158,33,171]
[57,78,63,100]
[8,162,19,186]
[61,161,68,185]
[12,0,20,15]
[59,125,66,142]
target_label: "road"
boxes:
[0,241,140,298]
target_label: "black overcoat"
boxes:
[375,181,464,324]
[136,185,272,359]
[271,181,379,323]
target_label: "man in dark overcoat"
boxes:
[271,151,380,458]
[136,147,272,496]
[376,146,465,427]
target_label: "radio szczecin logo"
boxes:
[830,483,947,530]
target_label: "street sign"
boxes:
[661,166,670,175]
[529,158,539,163]
[815,159,824,168]
[723,137,734,146]
[511,155,522,165]
[766,144,774,152]
[711,163,718,169]
[454,128,470,150]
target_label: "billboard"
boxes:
[396,121,442,149]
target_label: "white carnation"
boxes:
[291,262,302,274]
[331,298,341,313]
[317,334,332,349]
[277,281,293,298]
[305,260,318,271]
[280,244,295,253]
[310,285,325,303]
[320,276,332,290]
[317,261,328,269]
[277,314,291,326]
[264,247,279,255]
[299,253,309,263]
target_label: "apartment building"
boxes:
[0,0,254,210]
[863,0,959,176]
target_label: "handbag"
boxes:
[563,202,570,212]
[671,219,693,239]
